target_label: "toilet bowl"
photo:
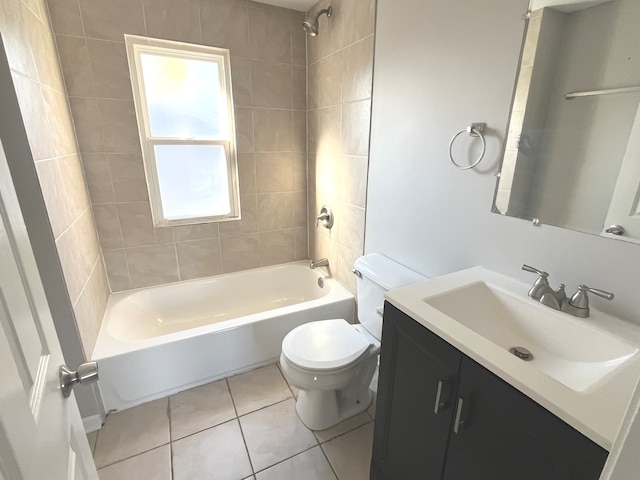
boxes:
[280,253,426,430]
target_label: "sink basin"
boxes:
[424,281,638,392]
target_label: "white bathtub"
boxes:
[93,261,355,412]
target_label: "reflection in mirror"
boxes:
[493,0,640,244]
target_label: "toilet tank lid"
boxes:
[354,253,427,291]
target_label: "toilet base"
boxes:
[295,385,372,431]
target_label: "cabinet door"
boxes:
[443,357,608,480]
[371,303,462,479]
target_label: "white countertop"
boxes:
[385,266,640,450]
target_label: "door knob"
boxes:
[59,362,99,398]
[605,225,625,236]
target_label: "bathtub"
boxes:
[93,261,355,412]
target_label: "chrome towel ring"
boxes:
[449,123,486,170]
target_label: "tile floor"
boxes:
[87,364,376,480]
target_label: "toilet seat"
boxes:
[282,319,372,371]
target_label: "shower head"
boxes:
[302,6,332,37]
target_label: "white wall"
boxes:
[366,0,640,326]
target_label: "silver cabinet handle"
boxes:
[434,380,448,414]
[453,397,465,434]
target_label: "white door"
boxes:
[603,101,640,243]
[0,138,98,479]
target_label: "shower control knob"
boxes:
[59,362,99,398]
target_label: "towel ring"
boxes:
[449,123,486,170]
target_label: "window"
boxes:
[125,35,240,226]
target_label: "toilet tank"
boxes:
[354,253,426,340]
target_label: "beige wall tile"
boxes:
[28,12,66,92]
[338,155,368,208]
[291,13,306,66]
[256,153,293,193]
[93,204,124,250]
[174,223,220,242]
[42,88,78,157]
[219,194,259,237]
[47,0,84,36]
[342,0,375,46]
[55,35,95,97]
[79,0,146,41]
[143,0,201,44]
[308,106,341,155]
[12,74,52,160]
[294,227,308,260]
[335,243,360,294]
[36,155,89,239]
[1,1,38,78]
[309,50,345,109]
[221,234,260,272]
[82,153,115,204]
[293,153,307,191]
[260,230,295,266]
[127,244,179,288]
[73,258,109,355]
[292,110,306,153]
[237,153,257,194]
[200,0,250,57]
[292,65,306,110]
[108,153,148,202]
[103,250,131,292]
[235,107,255,153]
[87,39,133,100]
[230,57,252,107]
[343,36,374,103]
[98,99,141,154]
[258,192,296,231]
[253,109,292,152]
[336,203,365,252]
[251,61,292,109]
[341,99,371,157]
[292,190,307,228]
[248,8,291,63]
[176,238,223,280]
[69,97,105,152]
[117,202,174,247]
[55,208,101,302]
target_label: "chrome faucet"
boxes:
[310,258,329,269]
[522,264,614,318]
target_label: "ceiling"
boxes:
[253,0,317,12]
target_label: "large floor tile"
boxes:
[93,398,170,468]
[240,398,317,472]
[228,364,292,415]
[97,445,171,480]
[255,446,337,480]
[314,412,372,444]
[322,423,374,480]
[169,379,236,440]
[172,419,253,480]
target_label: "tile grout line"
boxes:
[227,377,257,476]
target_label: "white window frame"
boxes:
[125,34,240,226]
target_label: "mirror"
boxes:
[493,0,640,244]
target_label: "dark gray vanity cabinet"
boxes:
[371,303,609,480]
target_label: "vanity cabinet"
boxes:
[371,303,608,480]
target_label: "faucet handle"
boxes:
[521,264,548,278]
[569,285,614,309]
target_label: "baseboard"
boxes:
[83,414,103,433]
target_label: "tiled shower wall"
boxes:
[48,0,308,291]
[307,0,375,293]
[1,0,109,356]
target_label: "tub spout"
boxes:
[310,258,329,269]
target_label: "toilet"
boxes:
[280,253,426,430]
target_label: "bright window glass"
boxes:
[155,145,230,219]
[125,35,240,226]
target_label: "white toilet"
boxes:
[280,253,426,430]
